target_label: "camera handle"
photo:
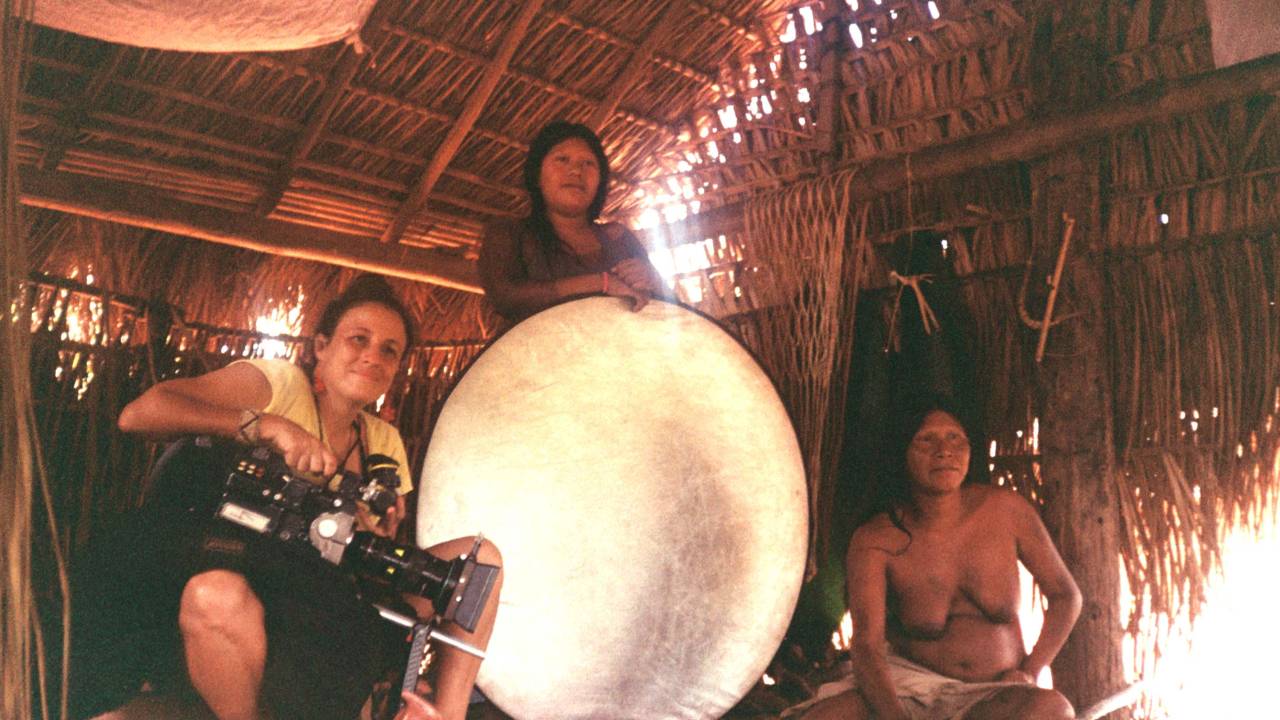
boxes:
[374,603,487,659]
[375,603,486,713]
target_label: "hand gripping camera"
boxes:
[214,444,498,633]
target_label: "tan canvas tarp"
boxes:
[31,0,377,51]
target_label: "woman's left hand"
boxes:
[357,494,406,538]
[610,258,659,293]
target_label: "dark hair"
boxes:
[862,393,986,537]
[314,273,416,352]
[523,120,611,224]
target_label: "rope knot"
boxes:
[889,270,941,335]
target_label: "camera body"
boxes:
[205,442,497,633]
[215,446,396,564]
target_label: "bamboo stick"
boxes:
[19,167,482,292]
[381,0,545,245]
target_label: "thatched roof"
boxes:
[16,0,794,295]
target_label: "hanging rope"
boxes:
[889,270,942,335]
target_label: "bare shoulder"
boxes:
[967,483,1033,512]
[966,484,1043,535]
[848,514,910,558]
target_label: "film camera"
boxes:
[165,439,497,633]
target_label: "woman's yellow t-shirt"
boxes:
[233,358,413,495]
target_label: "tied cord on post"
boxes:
[883,153,942,351]
[883,270,942,353]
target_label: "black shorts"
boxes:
[66,504,403,720]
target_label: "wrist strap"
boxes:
[236,409,262,443]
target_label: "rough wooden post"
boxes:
[1030,147,1128,712]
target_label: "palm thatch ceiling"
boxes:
[16,0,796,292]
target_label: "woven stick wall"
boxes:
[20,269,487,564]
[741,168,871,566]
[25,210,496,341]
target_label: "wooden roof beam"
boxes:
[687,1,759,43]
[587,4,683,132]
[653,51,1280,242]
[30,99,527,210]
[380,0,545,245]
[255,41,367,215]
[549,10,715,87]
[19,166,481,292]
[318,131,523,199]
[378,23,672,135]
[41,45,126,172]
[256,1,404,216]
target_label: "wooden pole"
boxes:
[256,39,368,215]
[255,0,403,216]
[379,0,544,245]
[549,9,714,87]
[19,167,482,292]
[649,52,1280,240]
[586,3,682,132]
[41,45,125,172]
[379,23,670,135]
[1032,148,1127,712]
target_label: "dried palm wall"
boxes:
[3,4,53,720]
[20,212,494,573]
[653,0,1277,714]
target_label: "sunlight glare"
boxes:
[1130,519,1280,718]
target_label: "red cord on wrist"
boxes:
[602,271,609,294]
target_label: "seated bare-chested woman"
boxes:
[798,398,1082,720]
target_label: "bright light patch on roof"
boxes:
[662,204,688,224]
[797,87,811,103]
[1160,212,1170,225]
[637,208,662,229]
[849,23,864,47]
[799,6,816,35]
[717,105,738,129]
[928,1,941,20]
[779,18,797,43]
[255,288,306,360]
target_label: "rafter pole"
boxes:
[256,1,400,216]
[379,22,672,135]
[380,0,545,245]
[41,45,126,171]
[20,167,481,292]
[652,51,1280,239]
[256,42,366,215]
[550,10,715,86]
[687,0,758,42]
[587,3,683,132]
